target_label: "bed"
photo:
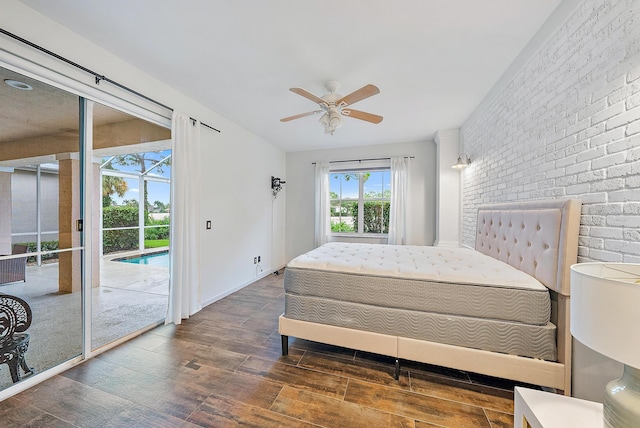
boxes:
[279,199,581,395]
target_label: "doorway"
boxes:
[0,65,171,391]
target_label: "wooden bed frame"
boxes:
[279,199,581,395]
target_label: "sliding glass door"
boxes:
[0,65,171,392]
[0,67,83,390]
[91,102,171,350]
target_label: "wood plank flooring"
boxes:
[1,270,531,427]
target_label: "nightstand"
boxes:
[514,387,603,428]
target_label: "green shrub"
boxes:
[103,205,138,228]
[353,201,390,233]
[331,221,354,233]
[103,229,139,253]
[103,205,139,253]
[144,226,170,241]
[144,217,170,241]
[20,240,59,263]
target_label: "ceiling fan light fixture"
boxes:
[329,115,341,128]
[319,112,329,128]
[319,108,343,135]
[283,82,382,135]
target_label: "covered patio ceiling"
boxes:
[0,66,171,169]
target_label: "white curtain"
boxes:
[388,156,410,245]
[167,111,202,324]
[314,162,331,247]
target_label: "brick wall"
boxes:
[461,0,640,263]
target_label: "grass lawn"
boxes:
[145,239,169,248]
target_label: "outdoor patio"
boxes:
[0,250,169,389]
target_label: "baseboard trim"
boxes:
[200,263,286,308]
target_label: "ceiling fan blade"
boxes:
[290,88,327,105]
[336,84,380,106]
[341,109,383,124]
[280,110,322,122]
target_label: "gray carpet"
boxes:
[0,259,168,390]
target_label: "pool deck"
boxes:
[0,249,169,388]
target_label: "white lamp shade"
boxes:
[570,263,640,369]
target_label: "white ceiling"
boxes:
[20,0,562,152]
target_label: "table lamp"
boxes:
[570,263,640,428]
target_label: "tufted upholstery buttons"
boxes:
[473,206,564,292]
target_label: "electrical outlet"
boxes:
[254,257,257,264]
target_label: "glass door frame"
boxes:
[0,51,171,399]
[81,98,93,360]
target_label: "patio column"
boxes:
[0,167,14,255]
[58,153,81,293]
[58,155,101,291]
[433,129,461,247]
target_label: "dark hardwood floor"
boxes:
[1,270,524,427]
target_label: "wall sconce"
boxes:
[271,176,286,197]
[452,153,471,169]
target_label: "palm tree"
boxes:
[102,172,128,207]
[112,152,171,217]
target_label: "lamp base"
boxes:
[604,365,640,428]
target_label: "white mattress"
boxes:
[288,242,548,291]
[284,242,556,360]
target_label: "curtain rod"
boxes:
[0,27,221,133]
[311,156,414,165]
[199,122,220,133]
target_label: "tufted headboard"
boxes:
[475,199,581,296]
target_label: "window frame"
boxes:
[329,167,391,237]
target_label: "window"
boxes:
[329,169,391,234]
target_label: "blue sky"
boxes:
[330,171,390,199]
[105,150,172,206]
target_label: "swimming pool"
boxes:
[116,251,169,267]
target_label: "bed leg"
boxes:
[394,358,400,380]
[281,335,289,356]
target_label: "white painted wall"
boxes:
[285,140,436,262]
[460,0,640,401]
[198,126,286,305]
[2,0,286,307]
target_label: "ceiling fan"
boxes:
[280,81,383,135]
